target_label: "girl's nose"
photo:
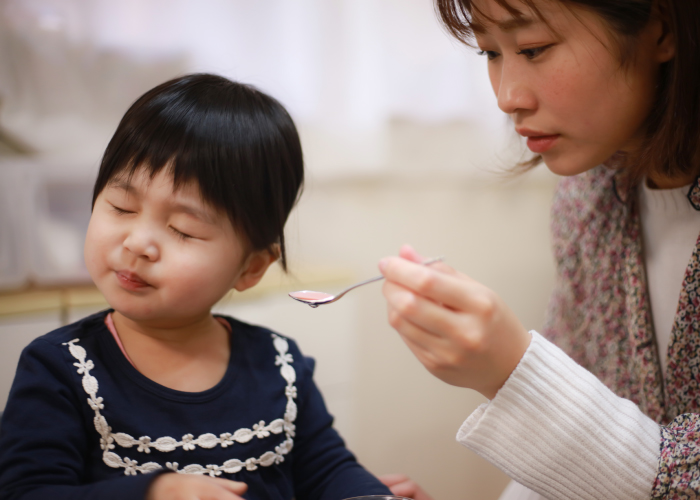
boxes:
[123,225,159,261]
[496,65,537,116]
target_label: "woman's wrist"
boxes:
[482,329,532,400]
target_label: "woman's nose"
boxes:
[123,224,159,261]
[496,65,537,116]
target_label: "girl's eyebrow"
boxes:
[107,178,136,193]
[169,201,216,225]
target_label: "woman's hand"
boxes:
[379,473,434,500]
[146,473,248,500]
[379,245,531,399]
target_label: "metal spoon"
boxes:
[289,256,445,307]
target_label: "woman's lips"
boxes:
[115,270,150,291]
[525,134,559,154]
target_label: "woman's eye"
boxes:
[170,227,194,241]
[477,49,500,61]
[516,44,553,60]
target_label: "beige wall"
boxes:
[286,171,558,500]
[0,121,558,499]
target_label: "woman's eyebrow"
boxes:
[499,16,534,32]
[473,16,534,35]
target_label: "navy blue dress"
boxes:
[0,310,390,500]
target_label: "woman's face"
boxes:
[472,0,674,176]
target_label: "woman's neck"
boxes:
[646,170,696,189]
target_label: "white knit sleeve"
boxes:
[499,480,546,500]
[456,331,661,500]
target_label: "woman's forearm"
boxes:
[457,331,660,500]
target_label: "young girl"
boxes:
[380,0,700,498]
[0,74,391,500]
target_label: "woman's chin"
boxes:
[542,155,601,177]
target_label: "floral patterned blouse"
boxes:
[543,166,700,499]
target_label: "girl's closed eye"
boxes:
[170,226,195,241]
[110,204,134,216]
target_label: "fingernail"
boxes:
[378,258,388,272]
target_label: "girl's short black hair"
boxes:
[93,73,304,270]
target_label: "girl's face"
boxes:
[85,168,261,327]
[472,0,674,176]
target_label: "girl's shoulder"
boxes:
[215,315,299,349]
[215,314,313,372]
[9,311,113,409]
[22,310,110,358]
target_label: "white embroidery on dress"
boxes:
[63,333,297,476]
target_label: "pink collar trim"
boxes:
[104,313,135,366]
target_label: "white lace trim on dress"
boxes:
[63,334,297,477]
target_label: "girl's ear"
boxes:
[233,247,279,292]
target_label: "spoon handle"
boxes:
[333,275,385,299]
[332,256,444,301]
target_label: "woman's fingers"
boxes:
[384,281,463,342]
[383,279,464,338]
[396,244,458,275]
[386,305,479,387]
[386,301,446,359]
[398,244,456,274]
[383,288,469,376]
[381,256,486,312]
[398,244,425,263]
[397,244,461,280]
[381,246,531,397]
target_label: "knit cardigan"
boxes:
[543,166,700,496]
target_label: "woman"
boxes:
[380,0,700,498]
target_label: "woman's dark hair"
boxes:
[92,73,304,270]
[434,0,700,185]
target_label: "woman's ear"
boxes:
[233,247,279,292]
[653,2,675,63]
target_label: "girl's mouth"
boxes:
[115,270,151,291]
[526,134,560,154]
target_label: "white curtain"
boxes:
[0,0,503,170]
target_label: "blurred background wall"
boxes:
[0,0,558,498]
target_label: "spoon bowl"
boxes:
[289,256,444,307]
